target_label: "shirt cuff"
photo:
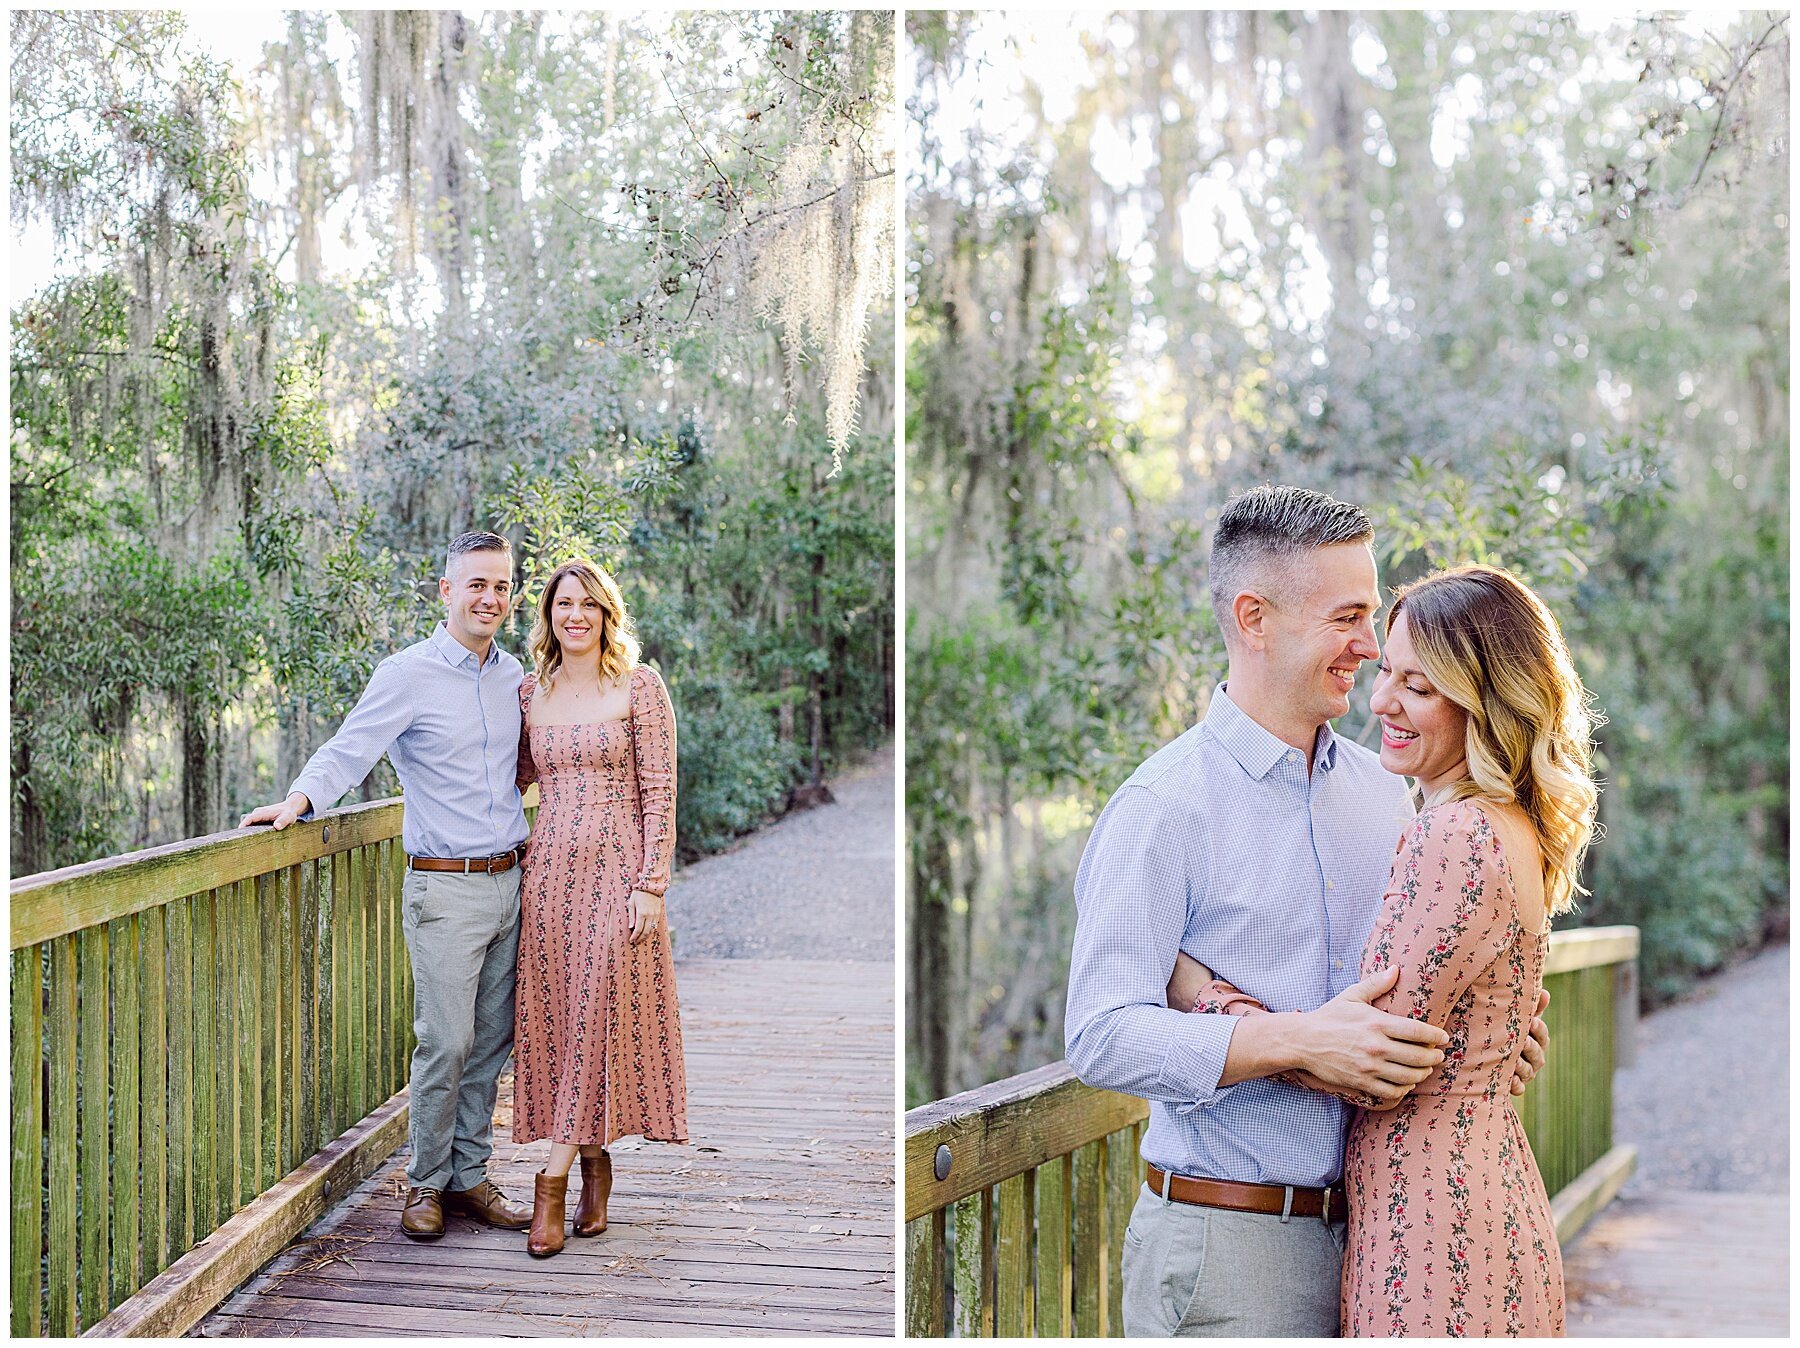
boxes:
[288,776,327,821]
[1159,1011,1242,1114]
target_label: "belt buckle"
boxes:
[1321,1185,1335,1226]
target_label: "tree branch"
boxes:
[1666,15,1787,211]
[660,70,739,209]
[674,168,896,326]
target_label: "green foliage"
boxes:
[11,12,896,875]
[668,672,799,858]
[1583,776,1766,1003]
[1574,458,1788,999]
[906,256,1219,1096]
[10,11,244,245]
[493,437,684,609]
[270,502,413,749]
[13,539,265,861]
[1378,451,1595,607]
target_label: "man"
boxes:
[241,530,533,1240]
[1065,485,1545,1336]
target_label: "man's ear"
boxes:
[439,575,452,604]
[1232,590,1271,651]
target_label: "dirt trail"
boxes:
[666,744,895,963]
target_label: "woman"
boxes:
[1171,564,1599,1337]
[513,558,688,1258]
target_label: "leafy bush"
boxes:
[1583,776,1767,1004]
[667,671,800,860]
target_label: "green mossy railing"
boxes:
[10,796,428,1337]
[904,925,1640,1338]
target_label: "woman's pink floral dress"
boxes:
[1192,801,1563,1337]
[512,665,688,1146]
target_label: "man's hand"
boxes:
[1510,987,1550,1096]
[1284,966,1449,1106]
[240,792,311,831]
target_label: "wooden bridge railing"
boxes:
[10,795,438,1337]
[904,925,1640,1337]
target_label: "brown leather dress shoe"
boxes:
[444,1178,532,1230]
[527,1171,567,1258]
[400,1186,445,1241]
[572,1151,612,1237]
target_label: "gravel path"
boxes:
[1611,942,1788,1194]
[666,743,894,962]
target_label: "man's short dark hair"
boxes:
[445,530,513,577]
[1208,485,1373,642]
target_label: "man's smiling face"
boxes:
[1260,541,1382,730]
[440,547,514,650]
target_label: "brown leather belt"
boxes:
[1146,1165,1338,1223]
[407,847,525,875]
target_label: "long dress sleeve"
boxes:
[1365,801,1519,1063]
[629,665,677,897]
[516,674,539,790]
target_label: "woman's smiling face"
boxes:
[1370,611,1469,796]
[551,574,605,656]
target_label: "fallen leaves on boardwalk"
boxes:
[275,1232,380,1276]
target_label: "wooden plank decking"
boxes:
[1565,1189,1789,1337]
[196,958,895,1338]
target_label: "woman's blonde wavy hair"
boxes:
[528,559,640,691]
[1388,564,1602,917]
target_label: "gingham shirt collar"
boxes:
[1203,683,1340,779]
[429,621,501,671]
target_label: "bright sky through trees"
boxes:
[910,7,1729,415]
[12,12,285,290]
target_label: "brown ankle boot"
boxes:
[527,1171,567,1258]
[573,1151,612,1237]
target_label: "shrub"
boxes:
[1582,775,1767,1005]
[666,671,799,859]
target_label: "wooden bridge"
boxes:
[904,928,1642,1337]
[12,799,895,1338]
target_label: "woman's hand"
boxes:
[627,889,664,944]
[1166,951,1216,1010]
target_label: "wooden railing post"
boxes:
[107,910,137,1295]
[47,935,76,1336]
[1615,957,1639,1067]
[12,946,44,1338]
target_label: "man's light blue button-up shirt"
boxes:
[1065,685,1415,1188]
[289,624,529,860]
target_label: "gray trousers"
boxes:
[1121,1182,1346,1337]
[399,867,521,1192]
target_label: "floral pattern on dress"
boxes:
[1185,801,1564,1337]
[512,665,688,1146]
